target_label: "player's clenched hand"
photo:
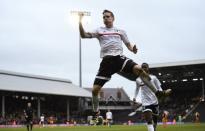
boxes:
[79,13,84,23]
[133,45,138,54]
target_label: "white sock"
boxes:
[147,124,154,131]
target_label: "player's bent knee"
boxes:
[94,78,108,87]
[92,85,102,95]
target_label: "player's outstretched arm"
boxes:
[79,14,92,38]
[120,30,137,54]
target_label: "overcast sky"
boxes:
[0,0,205,98]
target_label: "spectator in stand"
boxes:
[162,110,169,128]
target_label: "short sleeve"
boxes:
[120,30,130,44]
[153,76,163,91]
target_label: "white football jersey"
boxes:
[135,74,162,106]
[106,111,113,119]
[89,27,130,58]
[40,116,44,122]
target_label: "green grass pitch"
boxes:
[0,124,205,131]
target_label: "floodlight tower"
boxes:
[70,11,91,88]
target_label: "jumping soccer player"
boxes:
[79,9,171,120]
[134,63,170,131]
[24,102,33,131]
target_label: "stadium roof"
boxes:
[150,59,205,82]
[150,59,205,68]
[0,70,91,97]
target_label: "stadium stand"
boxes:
[118,59,205,123]
[0,70,91,125]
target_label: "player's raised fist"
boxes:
[133,45,138,54]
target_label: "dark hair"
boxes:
[103,9,114,18]
[141,63,149,68]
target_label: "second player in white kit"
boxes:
[134,63,165,131]
[135,74,162,107]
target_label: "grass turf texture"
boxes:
[0,124,204,131]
